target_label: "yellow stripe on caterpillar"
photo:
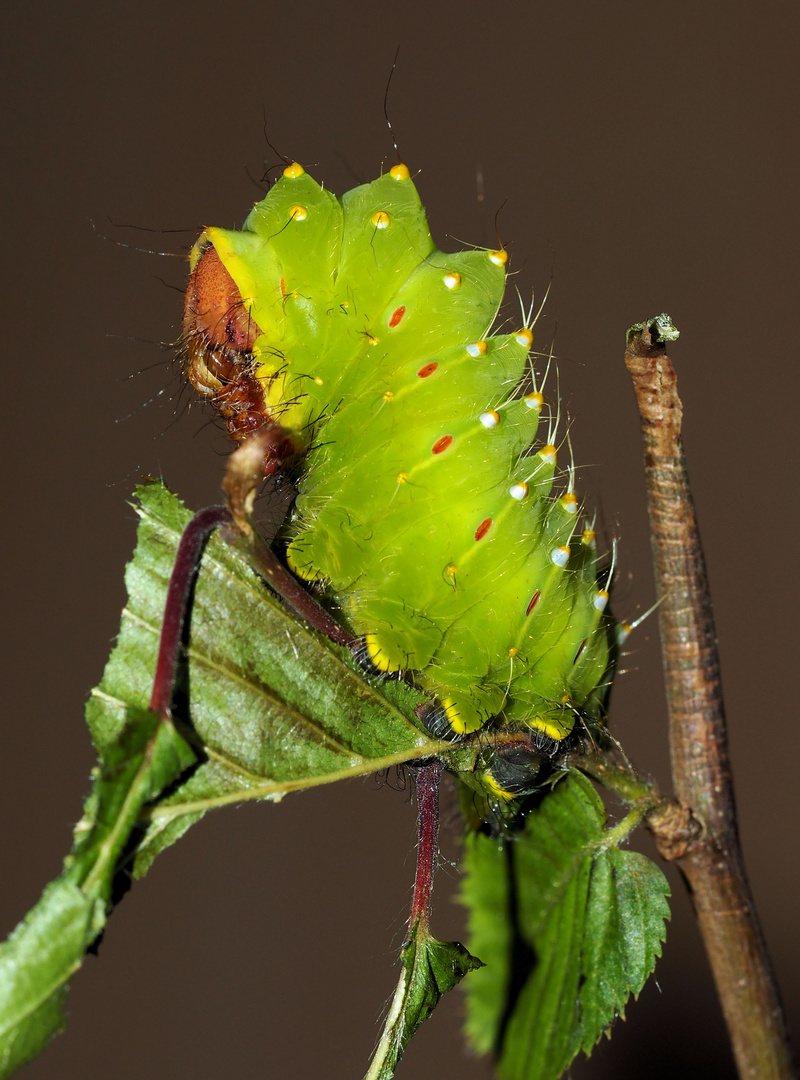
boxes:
[364,633,404,674]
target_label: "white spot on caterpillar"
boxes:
[551,546,570,567]
[525,392,544,410]
[560,493,578,514]
[594,590,609,612]
[515,328,534,348]
[539,444,557,465]
[509,482,528,500]
[479,411,500,428]
[444,272,462,290]
[467,341,488,357]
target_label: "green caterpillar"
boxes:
[183,161,618,800]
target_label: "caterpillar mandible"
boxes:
[182,161,618,793]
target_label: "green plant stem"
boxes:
[573,751,659,806]
[625,317,795,1080]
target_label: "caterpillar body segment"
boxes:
[183,162,619,781]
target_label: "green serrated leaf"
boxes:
[365,919,483,1080]
[462,771,670,1080]
[84,480,447,873]
[0,707,194,1078]
[0,879,100,1079]
[0,479,453,1077]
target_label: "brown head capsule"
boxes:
[183,241,279,445]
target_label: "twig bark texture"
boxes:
[625,320,794,1080]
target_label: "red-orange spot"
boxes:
[526,590,541,616]
[389,305,406,327]
[431,435,453,455]
[417,362,438,378]
[280,276,287,299]
[474,518,492,541]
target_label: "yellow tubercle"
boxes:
[515,328,534,348]
[396,471,408,483]
[289,205,308,222]
[539,444,557,464]
[283,162,305,178]
[371,210,390,229]
[560,493,579,514]
[582,528,597,546]
[489,248,508,266]
[594,589,610,612]
[390,163,410,180]
[444,271,462,290]
[551,545,571,567]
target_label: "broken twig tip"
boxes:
[626,313,680,349]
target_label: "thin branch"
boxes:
[624,315,795,1080]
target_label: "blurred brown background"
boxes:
[1,1,797,1077]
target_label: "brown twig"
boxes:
[624,315,795,1080]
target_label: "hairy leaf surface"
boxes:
[462,770,670,1080]
[0,708,193,1078]
[84,480,444,873]
[366,919,483,1080]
